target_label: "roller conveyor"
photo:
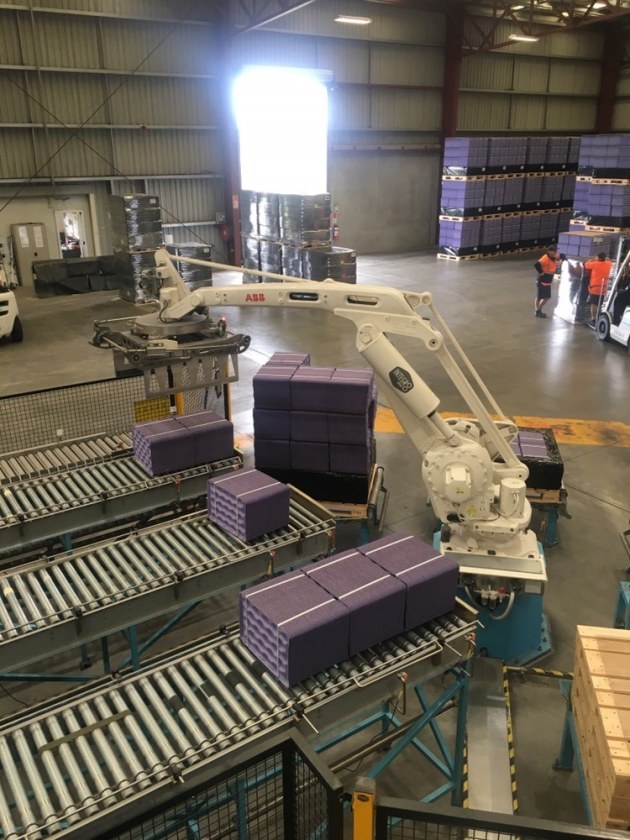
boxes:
[0,489,335,673]
[0,433,243,555]
[0,605,476,840]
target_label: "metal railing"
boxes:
[374,798,624,839]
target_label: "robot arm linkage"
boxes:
[153,249,532,548]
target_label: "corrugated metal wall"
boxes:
[0,0,614,258]
[612,33,630,131]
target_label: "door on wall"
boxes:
[10,223,51,287]
[54,209,89,258]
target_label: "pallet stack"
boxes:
[108,194,164,303]
[240,191,357,283]
[571,625,630,831]
[438,136,579,261]
[571,135,630,238]
[166,242,212,291]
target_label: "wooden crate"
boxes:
[572,625,630,830]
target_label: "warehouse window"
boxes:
[233,66,329,195]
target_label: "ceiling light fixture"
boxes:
[334,15,373,24]
[592,1,607,7]
[512,4,525,9]
[508,33,540,41]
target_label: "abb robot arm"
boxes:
[151,249,538,564]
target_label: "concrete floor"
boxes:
[1,250,629,828]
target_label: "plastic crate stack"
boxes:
[438,136,579,261]
[240,191,357,284]
[108,194,164,303]
[571,134,630,234]
[166,242,212,291]
[252,352,377,504]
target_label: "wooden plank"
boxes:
[591,675,630,696]
[577,625,630,643]
[581,637,630,656]
[580,649,630,679]
[600,707,630,740]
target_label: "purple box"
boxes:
[291,441,329,472]
[207,468,290,541]
[253,365,298,410]
[176,411,234,466]
[304,550,406,654]
[330,442,371,475]
[268,352,310,367]
[361,533,458,630]
[291,411,328,442]
[328,412,371,444]
[253,409,291,440]
[290,367,335,411]
[240,570,350,686]
[132,418,196,476]
[326,369,375,414]
[254,439,291,470]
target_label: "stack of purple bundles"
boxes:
[439,180,486,216]
[520,213,542,244]
[483,178,505,210]
[239,532,459,686]
[132,411,233,476]
[240,570,351,686]
[557,231,616,260]
[361,533,459,630]
[541,175,564,206]
[562,175,576,204]
[503,176,524,209]
[443,138,489,175]
[526,137,548,169]
[545,137,570,169]
[207,467,290,541]
[438,219,482,253]
[480,218,503,248]
[523,174,544,207]
[253,356,376,477]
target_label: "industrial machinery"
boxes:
[0,243,22,343]
[596,234,630,349]
[94,248,548,662]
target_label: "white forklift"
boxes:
[0,241,22,343]
[596,234,630,349]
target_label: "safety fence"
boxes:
[375,798,621,840]
[97,731,344,840]
[0,375,227,453]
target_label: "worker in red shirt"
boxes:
[533,247,564,318]
[583,251,612,326]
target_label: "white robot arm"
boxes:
[152,248,538,563]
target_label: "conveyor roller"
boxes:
[0,604,476,840]
[0,489,335,673]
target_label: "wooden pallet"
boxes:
[436,252,481,261]
[585,224,630,233]
[592,178,630,186]
[572,626,630,830]
[577,175,593,182]
[442,174,486,181]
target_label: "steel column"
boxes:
[595,25,625,133]
[442,8,464,139]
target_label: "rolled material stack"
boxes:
[301,246,357,282]
[166,242,212,291]
[108,194,164,303]
[280,194,331,246]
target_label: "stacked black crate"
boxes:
[302,246,357,283]
[166,243,212,291]
[109,194,163,303]
[240,190,260,283]
[259,193,282,279]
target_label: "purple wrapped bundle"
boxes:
[361,533,458,630]
[330,442,371,475]
[253,365,298,410]
[268,352,310,367]
[291,441,329,472]
[132,418,195,476]
[326,369,374,414]
[328,412,371,444]
[240,571,350,686]
[208,468,290,541]
[254,439,291,470]
[253,409,291,440]
[304,550,406,654]
[176,411,234,466]
[290,367,335,411]
[291,411,328,442]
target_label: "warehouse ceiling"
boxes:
[231,0,630,52]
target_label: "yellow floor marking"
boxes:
[374,407,630,448]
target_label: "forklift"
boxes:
[596,234,630,349]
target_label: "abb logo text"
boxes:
[245,293,266,302]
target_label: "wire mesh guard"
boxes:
[104,737,341,840]
[0,376,225,454]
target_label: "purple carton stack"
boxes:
[572,179,591,221]
[557,231,618,260]
[541,174,564,207]
[253,356,376,479]
[438,219,482,254]
[132,411,233,476]
[483,178,506,211]
[303,549,406,654]
[207,467,290,542]
[502,215,522,247]
[361,533,459,630]
[562,174,576,205]
[545,137,571,170]
[239,532,459,686]
[523,174,544,207]
[503,176,524,209]
[520,213,542,244]
[480,218,503,248]
[443,137,489,175]
[440,180,486,217]
[240,570,351,686]
[587,184,630,228]
[526,137,548,170]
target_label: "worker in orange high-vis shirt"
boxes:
[583,251,613,327]
[533,246,564,318]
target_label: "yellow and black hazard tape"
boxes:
[502,662,519,815]
[507,665,573,681]
[461,735,469,808]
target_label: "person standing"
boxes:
[583,251,613,327]
[533,247,563,318]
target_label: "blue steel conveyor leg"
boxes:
[554,680,593,825]
[614,581,630,629]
